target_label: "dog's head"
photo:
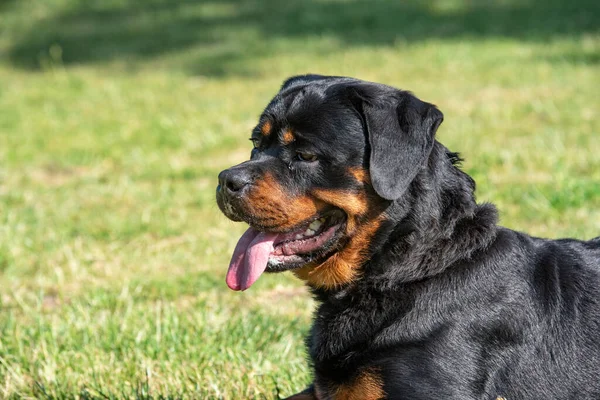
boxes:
[216,75,443,290]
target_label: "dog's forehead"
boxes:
[264,83,363,142]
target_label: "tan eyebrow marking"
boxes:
[282,129,295,144]
[348,167,370,184]
[261,120,272,136]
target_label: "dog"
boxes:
[216,75,600,399]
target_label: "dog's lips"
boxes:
[271,222,342,257]
[225,212,345,291]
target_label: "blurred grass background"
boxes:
[0,0,599,398]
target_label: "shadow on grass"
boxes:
[541,51,600,65]
[4,0,600,75]
[0,0,16,11]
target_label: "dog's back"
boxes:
[506,233,600,398]
[371,230,600,399]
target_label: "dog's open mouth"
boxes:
[226,210,346,291]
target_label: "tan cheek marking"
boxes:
[282,129,295,144]
[295,179,387,288]
[261,121,272,136]
[245,173,325,230]
[312,167,374,233]
[293,215,384,289]
[312,189,369,232]
[247,169,386,288]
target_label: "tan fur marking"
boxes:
[248,168,385,289]
[294,215,383,288]
[245,173,324,231]
[282,129,295,144]
[334,369,385,400]
[292,169,386,289]
[348,167,370,184]
[312,189,369,232]
[261,120,272,136]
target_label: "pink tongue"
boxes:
[226,227,281,291]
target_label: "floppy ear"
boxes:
[358,86,443,200]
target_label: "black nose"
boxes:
[218,168,252,195]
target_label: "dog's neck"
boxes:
[306,143,499,363]
[366,142,499,289]
[308,142,499,300]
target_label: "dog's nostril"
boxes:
[222,172,250,194]
[218,168,252,195]
[226,179,241,192]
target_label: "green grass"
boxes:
[0,0,599,398]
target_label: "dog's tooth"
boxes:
[269,258,282,266]
[309,220,322,230]
[305,228,315,236]
[295,234,303,240]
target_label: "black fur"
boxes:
[217,75,600,399]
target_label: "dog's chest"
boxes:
[307,295,511,400]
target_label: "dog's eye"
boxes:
[296,151,318,162]
[249,138,260,149]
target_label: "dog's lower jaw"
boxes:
[293,215,385,289]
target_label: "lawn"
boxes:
[0,0,599,398]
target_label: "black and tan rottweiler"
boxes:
[216,75,600,399]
